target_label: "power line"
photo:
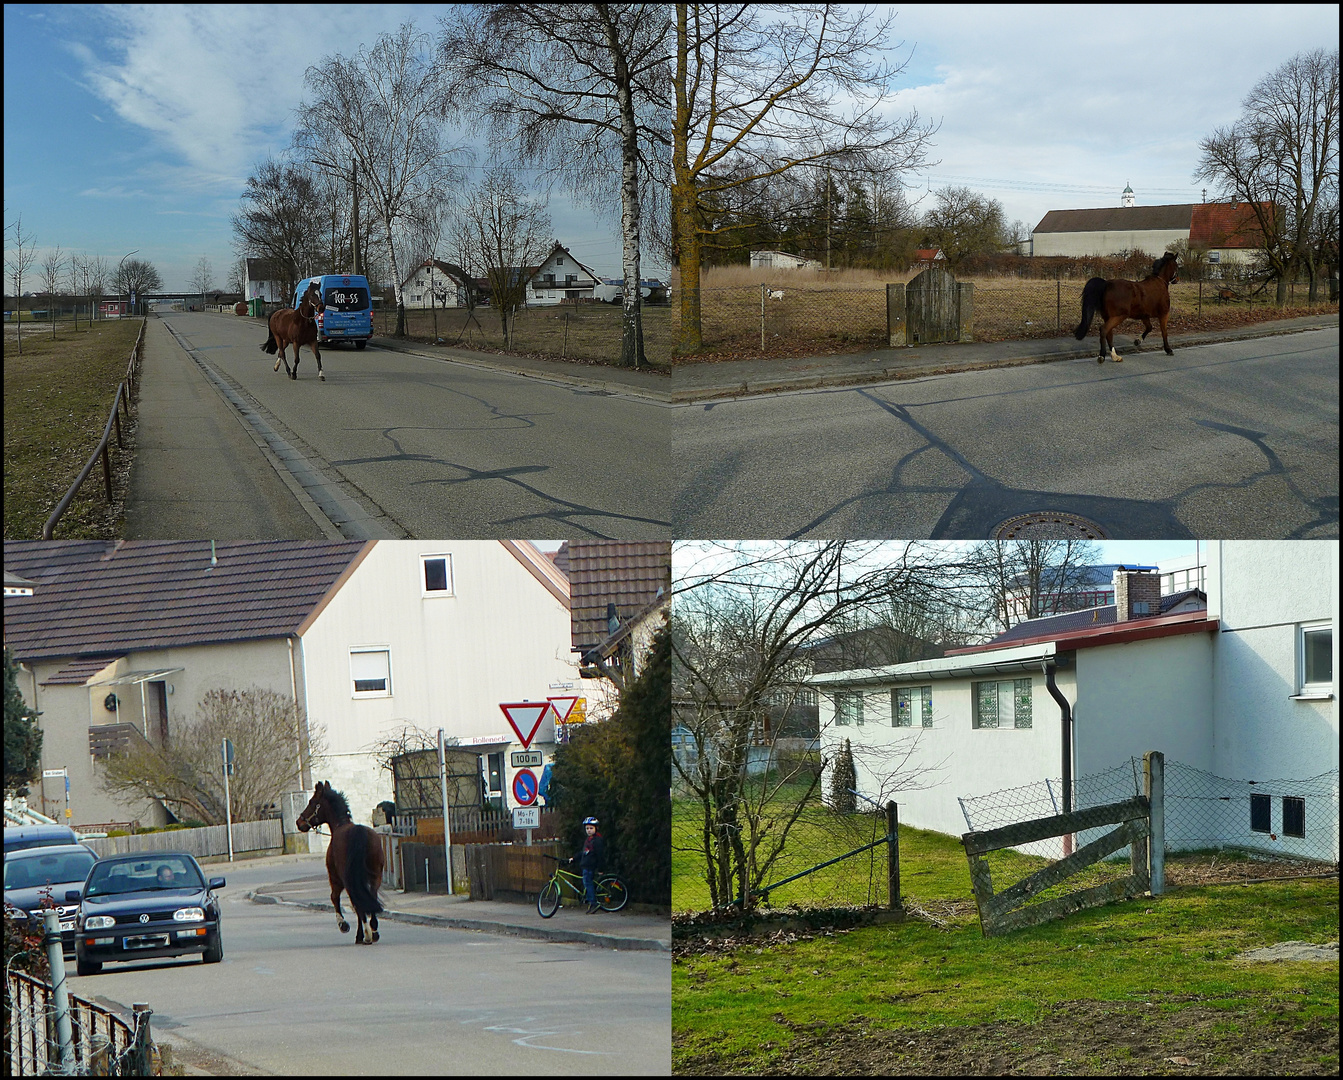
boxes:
[911,172,1200,197]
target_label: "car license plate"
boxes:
[59,920,74,932]
[125,933,169,950]
[328,328,344,334]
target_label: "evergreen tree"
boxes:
[4,647,43,797]
[829,737,857,814]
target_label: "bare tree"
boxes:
[87,254,110,320]
[114,258,163,314]
[232,157,321,301]
[300,22,468,337]
[226,256,246,296]
[189,255,214,310]
[453,167,554,341]
[40,244,64,339]
[99,687,328,825]
[439,3,672,368]
[921,185,1008,265]
[672,4,937,353]
[6,213,39,352]
[964,540,1102,634]
[1196,49,1339,303]
[673,541,959,911]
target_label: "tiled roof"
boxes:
[1034,205,1194,234]
[40,657,121,686]
[566,542,670,653]
[1189,202,1271,248]
[984,590,1206,646]
[4,540,367,663]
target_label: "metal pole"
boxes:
[222,739,234,863]
[437,728,454,895]
[760,283,766,352]
[43,910,76,1075]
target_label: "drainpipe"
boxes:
[1043,660,1074,856]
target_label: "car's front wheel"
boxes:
[76,953,102,976]
[203,925,224,964]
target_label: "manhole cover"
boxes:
[993,512,1110,539]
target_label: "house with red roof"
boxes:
[810,542,1338,861]
[3,541,573,834]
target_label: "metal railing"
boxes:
[6,970,155,1075]
[42,317,147,539]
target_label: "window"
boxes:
[1207,251,1220,263]
[1299,623,1332,695]
[893,686,934,728]
[556,257,564,265]
[1249,792,1271,833]
[351,649,391,696]
[973,679,1032,729]
[1281,796,1305,838]
[835,691,863,726]
[421,554,454,596]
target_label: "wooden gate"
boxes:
[961,752,1165,937]
[887,266,974,345]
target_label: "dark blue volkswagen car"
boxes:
[68,852,224,976]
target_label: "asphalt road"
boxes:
[158,313,672,539]
[66,862,670,1075]
[671,327,1339,538]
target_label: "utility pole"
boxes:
[825,167,831,272]
[313,156,362,276]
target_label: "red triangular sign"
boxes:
[499,701,551,749]
[547,695,579,723]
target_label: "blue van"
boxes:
[294,274,374,349]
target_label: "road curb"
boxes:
[247,889,669,953]
[670,316,1339,402]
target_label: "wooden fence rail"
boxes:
[5,970,153,1076]
[962,751,1165,937]
[80,819,282,861]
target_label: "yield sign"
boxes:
[499,701,551,750]
[547,695,580,723]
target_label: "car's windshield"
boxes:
[85,857,203,896]
[4,850,96,890]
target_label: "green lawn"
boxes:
[673,820,1339,1074]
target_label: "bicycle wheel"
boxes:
[537,878,562,918]
[596,875,628,912]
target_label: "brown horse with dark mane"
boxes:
[261,280,325,380]
[295,781,384,944]
[1074,252,1179,363]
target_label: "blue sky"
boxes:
[4,5,1336,292]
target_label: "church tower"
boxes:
[1121,181,1135,208]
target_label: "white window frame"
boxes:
[350,647,392,698]
[834,690,863,727]
[1296,621,1333,699]
[420,553,455,597]
[973,678,1033,729]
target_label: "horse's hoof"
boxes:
[290,371,297,380]
[273,360,281,372]
[371,931,379,943]
[1165,349,1174,356]
[319,373,326,381]
[339,922,350,933]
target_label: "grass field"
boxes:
[671,266,1339,361]
[673,817,1340,1074]
[372,301,674,369]
[4,317,141,539]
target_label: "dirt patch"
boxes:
[1164,856,1339,888]
[1237,941,1339,963]
[680,995,1339,1075]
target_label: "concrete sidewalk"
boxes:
[247,859,669,953]
[671,312,1340,402]
[123,318,332,538]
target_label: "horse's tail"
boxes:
[344,825,384,915]
[1074,277,1107,339]
[260,329,278,354]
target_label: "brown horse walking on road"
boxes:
[295,781,385,944]
[261,280,325,380]
[1074,252,1179,363]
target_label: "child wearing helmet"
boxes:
[570,816,605,913]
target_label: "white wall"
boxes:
[298,541,575,825]
[1032,229,1189,258]
[819,674,1062,840]
[1073,631,1215,778]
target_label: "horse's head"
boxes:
[298,280,324,318]
[296,780,331,833]
[1157,252,1179,285]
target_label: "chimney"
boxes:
[1113,567,1161,622]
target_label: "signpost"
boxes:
[437,729,454,894]
[43,768,70,822]
[221,739,235,862]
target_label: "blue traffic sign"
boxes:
[512,768,538,806]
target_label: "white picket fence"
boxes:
[80,819,282,860]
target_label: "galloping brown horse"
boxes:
[1074,252,1179,363]
[261,280,325,380]
[295,781,385,944]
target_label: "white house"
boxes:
[812,543,1338,861]
[525,244,603,306]
[750,250,821,272]
[243,258,287,303]
[3,540,575,835]
[400,259,472,309]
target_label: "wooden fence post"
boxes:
[886,800,901,910]
[886,282,906,346]
[1145,750,1165,895]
